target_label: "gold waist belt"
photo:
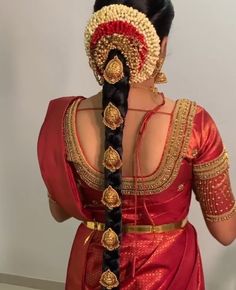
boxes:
[83,217,188,233]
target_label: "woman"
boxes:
[37,1,236,289]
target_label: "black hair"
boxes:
[93,1,174,288]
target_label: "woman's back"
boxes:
[74,91,176,178]
[37,1,236,289]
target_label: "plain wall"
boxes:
[0,0,235,289]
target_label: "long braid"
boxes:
[101,49,130,289]
[85,2,175,288]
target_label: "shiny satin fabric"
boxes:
[37,96,235,290]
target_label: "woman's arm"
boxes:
[205,214,236,246]
[47,192,72,222]
[192,105,236,246]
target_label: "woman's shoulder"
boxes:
[174,97,213,119]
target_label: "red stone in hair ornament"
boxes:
[84,4,161,85]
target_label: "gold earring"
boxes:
[153,56,168,84]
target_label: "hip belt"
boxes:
[83,217,188,233]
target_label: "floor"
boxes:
[0,285,37,290]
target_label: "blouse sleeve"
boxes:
[192,106,236,222]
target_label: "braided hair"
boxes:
[91,1,175,288]
[101,49,130,289]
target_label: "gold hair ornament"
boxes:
[101,228,120,251]
[101,185,121,209]
[153,56,168,84]
[103,102,124,130]
[103,146,123,172]
[84,4,161,84]
[104,55,124,84]
[99,269,119,289]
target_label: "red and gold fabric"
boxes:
[190,107,236,222]
[37,96,235,290]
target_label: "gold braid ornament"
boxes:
[101,228,120,251]
[84,4,161,85]
[103,146,123,172]
[84,4,162,288]
[104,55,124,84]
[99,269,119,289]
[101,185,121,209]
[103,101,124,130]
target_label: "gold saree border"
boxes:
[64,98,197,195]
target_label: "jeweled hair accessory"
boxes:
[102,101,124,130]
[84,4,161,85]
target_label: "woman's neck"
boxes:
[128,78,163,110]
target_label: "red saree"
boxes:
[37,96,236,290]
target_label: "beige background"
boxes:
[0,0,235,289]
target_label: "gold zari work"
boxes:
[193,149,229,180]
[101,185,121,209]
[64,98,197,194]
[103,102,124,130]
[193,150,236,222]
[101,228,120,251]
[204,202,236,222]
[104,56,124,84]
[99,269,119,289]
[103,146,123,172]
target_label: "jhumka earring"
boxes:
[153,56,168,84]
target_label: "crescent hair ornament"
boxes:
[84,4,161,85]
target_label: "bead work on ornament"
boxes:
[84,4,160,84]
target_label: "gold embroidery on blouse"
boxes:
[64,98,197,195]
[205,201,236,222]
[193,150,236,222]
[177,184,184,192]
[193,149,229,180]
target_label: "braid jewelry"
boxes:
[84,4,162,289]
